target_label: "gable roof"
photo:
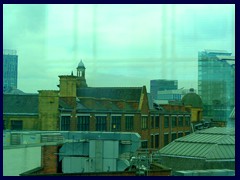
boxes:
[77,87,142,101]
[3,94,39,115]
[159,127,235,160]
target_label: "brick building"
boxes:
[3,60,191,149]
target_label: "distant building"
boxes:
[150,79,178,100]
[198,50,235,123]
[155,88,188,104]
[3,49,18,92]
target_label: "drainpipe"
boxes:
[191,123,194,133]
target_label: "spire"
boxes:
[77,60,86,69]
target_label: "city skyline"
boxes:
[3,4,235,93]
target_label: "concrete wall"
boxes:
[3,146,41,176]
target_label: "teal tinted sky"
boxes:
[3,4,235,93]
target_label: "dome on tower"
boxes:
[182,88,203,108]
[77,60,86,69]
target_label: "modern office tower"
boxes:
[3,49,18,92]
[156,88,188,103]
[150,79,178,100]
[198,50,235,121]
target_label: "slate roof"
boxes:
[3,94,38,115]
[75,97,138,113]
[77,87,142,101]
[77,60,86,69]
[59,98,74,110]
[159,127,235,160]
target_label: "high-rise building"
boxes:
[150,79,178,100]
[198,49,235,122]
[3,49,18,92]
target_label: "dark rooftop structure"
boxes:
[181,89,203,108]
[77,87,142,101]
[3,94,39,115]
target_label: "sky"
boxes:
[3,4,235,93]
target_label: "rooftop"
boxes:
[81,98,138,112]
[3,94,39,115]
[158,127,235,160]
[204,49,230,54]
[77,87,143,101]
[216,55,235,61]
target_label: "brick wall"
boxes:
[59,75,76,97]
[4,115,39,130]
[41,145,61,174]
[38,90,59,131]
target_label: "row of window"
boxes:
[164,115,190,128]
[144,115,190,129]
[61,116,134,131]
[62,115,190,131]
[4,115,190,131]
[142,131,190,148]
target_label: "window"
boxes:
[172,132,177,141]
[164,133,169,146]
[96,116,107,131]
[164,116,169,128]
[171,116,177,128]
[141,140,148,148]
[61,116,70,131]
[125,116,134,130]
[178,132,183,138]
[155,116,159,128]
[77,116,90,131]
[151,134,154,148]
[11,120,23,130]
[111,116,121,131]
[155,134,159,148]
[151,116,154,128]
[185,116,190,126]
[3,120,6,130]
[178,116,183,127]
[141,116,148,129]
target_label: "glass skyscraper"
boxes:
[3,49,18,92]
[198,50,235,122]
